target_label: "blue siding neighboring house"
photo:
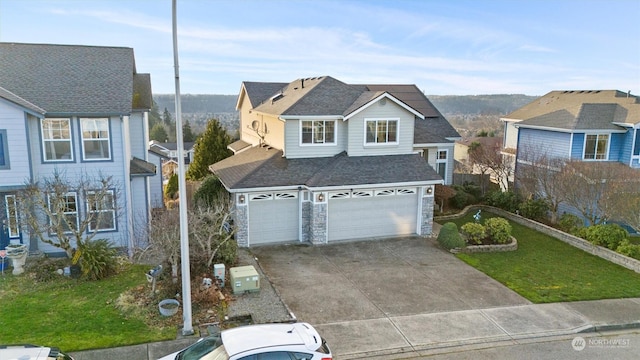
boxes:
[503,90,640,226]
[0,42,155,255]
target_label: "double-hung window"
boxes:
[5,195,19,238]
[301,120,335,145]
[86,190,116,232]
[81,118,111,160]
[365,119,398,144]
[436,150,448,181]
[48,192,78,233]
[584,134,609,160]
[42,118,73,161]
[633,129,640,157]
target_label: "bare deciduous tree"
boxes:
[188,200,236,269]
[516,145,567,224]
[17,170,121,258]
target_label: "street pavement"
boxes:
[70,236,640,360]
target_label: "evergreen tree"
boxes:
[186,119,233,181]
[148,100,162,130]
[163,107,173,125]
[150,123,169,142]
[183,120,196,142]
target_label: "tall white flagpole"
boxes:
[172,0,193,336]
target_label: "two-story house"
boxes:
[502,90,640,222]
[0,42,155,255]
[210,76,460,246]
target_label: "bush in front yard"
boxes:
[557,213,584,235]
[584,224,629,251]
[616,240,640,260]
[484,217,513,244]
[461,222,487,245]
[78,239,119,280]
[437,222,465,250]
[483,190,520,213]
[518,198,549,222]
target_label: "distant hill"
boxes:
[154,94,237,113]
[427,94,537,116]
[152,93,539,138]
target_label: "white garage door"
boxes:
[248,192,299,245]
[328,188,419,242]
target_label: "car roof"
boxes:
[0,345,53,360]
[221,322,322,357]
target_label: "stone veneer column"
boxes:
[421,186,435,236]
[233,194,249,247]
[301,201,311,243]
[309,192,327,244]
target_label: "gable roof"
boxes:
[240,76,460,142]
[507,90,640,131]
[0,86,45,115]
[0,42,150,115]
[210,145,442,190]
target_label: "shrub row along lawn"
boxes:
[0,264,175,352]
[439,211,640,303]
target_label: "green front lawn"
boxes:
[0,263,175,351]
[439,211,640,303]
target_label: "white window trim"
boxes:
[5,194,19,238]
[436,149,448,183]
[41,118,73,162]
[80,118,111,161]
[329,191,350,199]
[86,190,116,232]
[582,133,610,161]
[375,189,395,196]
[47,192,79,234]
[632,129,640,158]
[299,120,337,146]
[363,118,399,146]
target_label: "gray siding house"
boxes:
[211,76,460,247]
[0,42,155,254]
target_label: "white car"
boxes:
[158,322,332,360]
[0,344,74,360]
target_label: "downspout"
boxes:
[122,115,135,256]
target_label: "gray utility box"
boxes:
[230,265,260,294]
[213,263,225,287]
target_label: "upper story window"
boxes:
[301,120,335,145]
[48,192,78,233]
[365,119,398,145]
[81,118,111,160]
[436,149,448,182]
[0,129,9,169]
[86,190,116,232]
[42,118,73,161]
[584,134,608,160]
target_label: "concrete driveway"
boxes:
[251,236,531,325]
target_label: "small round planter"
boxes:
[159,299,180,316]
[6,244,28,275]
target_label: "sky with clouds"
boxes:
[1,0,638,96]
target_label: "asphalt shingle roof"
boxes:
[507,90,640,130]
[0,42,150,115]
[242,77,460,141]
[210,146,441,190]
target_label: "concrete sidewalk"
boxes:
[70,297,640,360]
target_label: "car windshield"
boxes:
[176,336,226,360]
